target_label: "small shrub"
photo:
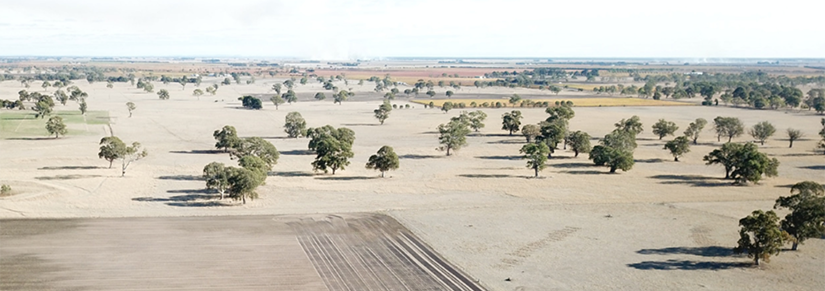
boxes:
[1,184,11,195]
[392,104,398,109]
[495,102,502,108]
[428,101,435,108]
[404,104,410,109]
[470,101,477,107]
[458,103,466,108]
[482,102,489,107]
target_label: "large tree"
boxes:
[774,181,825,250]
[226,167,263,204]
[284,112,307,138]
[651,119,679,140]
[664,136,690,161]
[213,125,241,152]
[307,126,355,174]
[467,110,487,132]
[590,130,636,173]
[521,124,540,143]
[614,115,643,136]
[702,142,741,179]
[734,210,787,265]
[437,118,470,156]
[749,121,776,145]
[203,162,230,200]
[704,142,778,183]
[230,137,280,169]
[45,116,67,138]
[567,130,592,157]
[520,142,550,177]
[713,116,745,142]
[365,145,400,177]
[537,120,566,157]
[501,110,523,136]
[683,118,707,145]
[374,101,392,125]
[98,136,126,168]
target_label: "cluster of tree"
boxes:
[206,126,280,203]
[240,96,262,109]
[734,181,825,265]
[98,136,148,176]
[703,142,778,184]
[589,116,642,173]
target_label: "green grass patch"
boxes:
[0,110,109,138]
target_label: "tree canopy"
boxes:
[774,181,825,250]
[664,136,690,161]
[501,110,523,136]
[713,116,744,142]
[284,112,307,138]
[366,145,400,177]
[614,115,643,136]
[213,125,241,152]
[230,137,280,170]
[704,142,778,184]
[734,210,787,265]
[374,101,392,125]
[45,116,67,138]
[683,118,707,145]
[567,130,592,157]
[651,119,679,140]
[520,142,550,177]
[307,126,355,174]
[437,118,470,156]
[749,121,776,145]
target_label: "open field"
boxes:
[0,110,109,138]
[0,68,824,290]
[411,97,693,107]
[1,213,482,290]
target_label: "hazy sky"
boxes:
[1,0,822,59]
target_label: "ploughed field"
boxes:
[0,213,484,291]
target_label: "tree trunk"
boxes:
[693,138,698,145]
[574,150,579,157]
[129,112,132,118]
[728,136,733,143]
[789,140,793,148]
[534,167,538,177]
[446,146,451,156]
[55,133,58,138]
[509,130,513,136]
[724,168,731,179]
[761,140,764,145]
[219,190,224,200]
[674,156,679,162]
[109,160,113,169]
[792,242,798,251]
[609,166,617,173]
[754,256,759,266]
[242,195,246,204]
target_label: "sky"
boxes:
[0,0,823,59]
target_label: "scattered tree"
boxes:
[366,145,400,177]
[193,89,204,99]
[683,118,707,145]
[467,110,487,132]
[567,130,592,157]
[501,110,523,136]
[704,142,778,184]
[230,137,280,169]
[213,125,241,152]
[520,142,550,177]
[441,101,454,113]
[45,116,67,138]
[314,92,326,101]
[126,102,136,117]
[713,116,745,142]
[774,181,825,250]
[203,162,230,199]
[309,127,355,174]
[509,94,522,107]
[241,96,262,109]
[79,99,87,115]
[651,119,679,140]
[521,124,540,143]
[749,121,776,145]
[157,89,170,100]
[284,112,307,138]
[786,128,802,148]
[734,210,787,265]
[614,115,643,136]
[374,101,392,125]
[664,136,690,161]
[437,118,470,156]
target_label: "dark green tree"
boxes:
[437,118,470,156]
[213,125,241,152]
[230,137,280,169]
[683,118,707,145]
[520,142,550,177]
[521,124,540,143]
[374,101,392,124]
[567,130,592,157]
[501,110,523,136]
[786,128,802,148]
[284,112,307,138]
[45,116,67,138]
[713,116,744,142]
[99,136,125,168]
[774,181,825,250]
[734,210,787,265]
[664,136,690,161]
[651,119,679,140]
[366,145,400,177]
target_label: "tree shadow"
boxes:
[635,158,666,163]
[648,175,731,187]
[168,150,223,154]
[559,170,608,175]
[132,189,235,207]
[280,149,314,155]
[627,260,750,270]
[637,246,735,257]
[38,166,102,170]
[799,165,825,170]
[257,136,295,140]
[487,139,525,144]
[269,171,314,177]
[400,154,442,159]
[483,133,518,137]
[314,176,378,181]
[35,174,103,180]
[157,175,202,181]
[475,155,523,160]
[772,152,818,157]
[340,123,379,126]
[5,137,54,141]
[457,174,520,178]
[552,162,592,169]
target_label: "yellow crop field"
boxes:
[410,98,694,108]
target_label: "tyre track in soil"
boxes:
[289,214,485,291]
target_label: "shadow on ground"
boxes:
[637,246,734,257]
[457,174,520,178]
[315,176,378,181]
[269,171,314,177]
[341,123,379,127]
[5,137,54,141]
[559,170,608,175]
[627,260,750,270]
[169,150,223,154]
[35,174,103,180]
[552,162,592,169]
[486,139,524,144]
[635,158,666,163]
[400,154,442,159]
[800,165,825,170]
[280,149,314,155]
[132,189,234,207]
[157,175,202,181]
[38,166,102,170]
[648,175,731,187]
[475,155,522,161]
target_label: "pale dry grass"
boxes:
[412,97,694,107]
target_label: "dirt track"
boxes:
[0,214,484,291]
